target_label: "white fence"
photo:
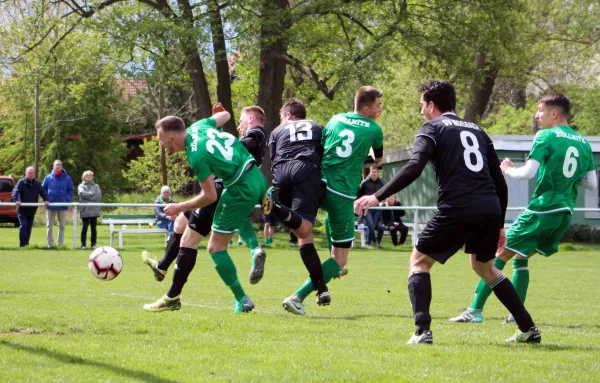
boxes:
[1,202,599,249]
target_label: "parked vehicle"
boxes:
[0,175,18,226]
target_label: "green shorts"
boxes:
[321,188,355,244]
[211,165,267,234]
[505,210,572,257]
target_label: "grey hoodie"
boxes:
[78,182,102,218]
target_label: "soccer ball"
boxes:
[88,246,123,281]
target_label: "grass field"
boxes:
[0,224,599,382]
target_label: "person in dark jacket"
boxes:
[79,170,102,249]
[154,185,175,237]
[357,166,385,247]
[379,194,409,246]
[42,160,74,247]
[11,167,49,247]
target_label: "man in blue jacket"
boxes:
[12,167,49,247]
[42,160,74,247]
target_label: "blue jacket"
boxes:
[154,195,174,221]
[42,170,74,211]
[11,177,48,216]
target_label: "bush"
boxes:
[561,224,600,244]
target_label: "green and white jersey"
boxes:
[526,126,595,214]
[184,118,255,187]
[321,112,384,199]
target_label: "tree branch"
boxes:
[280,53,338,100]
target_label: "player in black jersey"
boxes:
[354,81,540,344]
[238,106,268,167]
[261,99,330,313]
[141,104,268,312]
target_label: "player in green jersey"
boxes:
[149,106,267,313]
[276,86,385,315]
[450,93,597,325]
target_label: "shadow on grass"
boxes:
[537,322,600,330]
[306,313,414,321]
[0,340,178,383]
[496,342,599,352]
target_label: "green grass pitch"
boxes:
[0,224,599,382]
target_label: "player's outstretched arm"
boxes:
[580,170,598,190]
[501,158,540,180]
[163,176,218,217]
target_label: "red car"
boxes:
[0,175,18,226]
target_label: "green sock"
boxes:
[211,250,246,301]
[295,258,341,300]
[469,257,506,310]
[238,220,260,255]
[512,258,529,303]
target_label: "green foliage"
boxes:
[123,137,190,194]
[480,102,538,135]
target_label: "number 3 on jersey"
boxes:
[336,129,355,158]
[459,131,483,172]
[206,128,235,161]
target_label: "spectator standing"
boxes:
[11,167,49,247]
[379,195,409,246]
[155,186,175,237]
[78,171,102,249]
[42,160,74,247]
[357,166,385,248]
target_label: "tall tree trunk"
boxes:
[257,0,289,185]
[158,84,168,185]
[177,0,213,119]
[510,84,526,109]
[464,49,499,122]
[34,83,40,179]
[209,0,236,136]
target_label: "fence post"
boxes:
[412,209,419,246]
[73,205,78,250]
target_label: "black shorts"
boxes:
[415,213,501,264]
[272,160,322,223]
[186,182,224,237]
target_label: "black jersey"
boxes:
[240,125,267,167]
[413,113,500,216]
[269,120,324,170]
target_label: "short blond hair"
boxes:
[82,170,94,181]
[241,106,265,123]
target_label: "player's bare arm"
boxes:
[163,176,218,216]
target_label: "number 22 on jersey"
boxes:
[206,128,235,161]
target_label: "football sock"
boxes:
[489,274,535,333]
[211,250,245,301]
[167,247,197,298]
[408,272,432,335]
[272,203,302,230]
[238,219,260,253]
[512,258,529,303]
[158,232,182,271]
[265,238,273,245]
[295,258,341,300]
[469,257,506,310]
[299,243,326,293]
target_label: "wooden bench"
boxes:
[101,214,168,249]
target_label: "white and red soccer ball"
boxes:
[88,246,123,281]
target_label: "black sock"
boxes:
[299,243,325,293]
[489,275,535,333]
[158,233,182,271]
[408,272,432,335]
[167,247,197,298]
[273,203,303,230]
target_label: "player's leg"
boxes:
[240,217,267,285]
[406,248,436,344]
[142,211,188,281]
[143,224,205,312]
[450,211,539,323]
[211,166,266,311]
[284,191,352,314]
